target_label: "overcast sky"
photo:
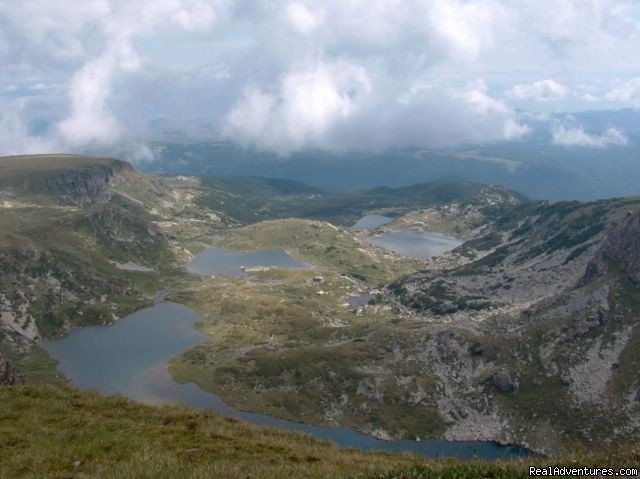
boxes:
[1,0,640,156]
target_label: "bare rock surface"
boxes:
[583,210,640,284]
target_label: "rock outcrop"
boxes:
[0,155,132,206]
[43,160,132,206]
[0,353,23,386]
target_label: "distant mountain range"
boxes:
[108,108,640,202]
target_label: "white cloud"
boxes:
[54,0,229,146]
[507,80,568,101]
[1,0,640,155]
[224,60,372,154]
[172,1,222,32]
[58,55,122,146]
[450,80,530,140]
[503,119,531,140]
[452,80,509,115]
[225,85,276,144]
[0,1,112,69]
[606,78,640,104]
[130,143,156,163]
[581,93,602,103]
[224,73,533,154]
[551,126,629,148]
[429,0,502,63]
[285,3,324,35]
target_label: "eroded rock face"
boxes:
[44,164,125,206]
[0,353,23,386]
[583,210,640,284]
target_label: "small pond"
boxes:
[345,292,375,308]
[187,246,309,277]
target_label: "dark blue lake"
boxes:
[42,302,528,460]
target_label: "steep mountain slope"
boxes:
[0,155,175,373]
[388,198,640,452]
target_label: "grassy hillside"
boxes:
[0,154,131,205]
[2,385,638,479]
[194,176,325,225]
[215,218,419,283]
[0,385,418,479]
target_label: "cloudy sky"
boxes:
[1,0,640,156]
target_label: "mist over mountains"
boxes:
[115,108,640,201]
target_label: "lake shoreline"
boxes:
[42,300,530,460]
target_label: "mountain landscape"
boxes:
[1,153,639,477]
[4,1,640,477]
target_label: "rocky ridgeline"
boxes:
[0,155,133,206]
[0,353,23,386]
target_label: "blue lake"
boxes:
[351,215,395,229]
[187,246,309,277]
[43,302,528,460]
[369,231,463,259]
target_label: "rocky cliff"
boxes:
[0,154,132,206]
[583,209,640,284]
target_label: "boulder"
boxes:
[493,371,517,393]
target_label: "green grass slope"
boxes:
[0,385,417,479]
[2,385,638,479]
